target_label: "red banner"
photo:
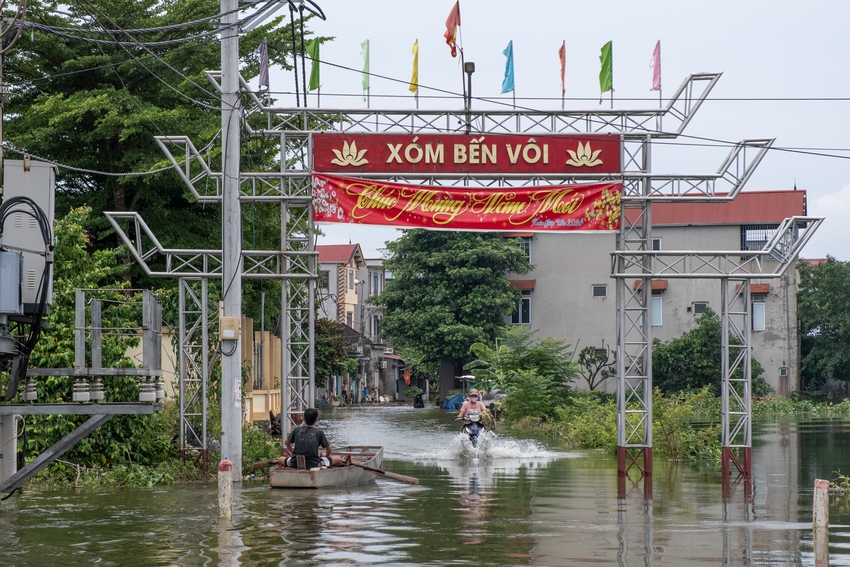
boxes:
[312,174,622,232]
[312,133,621,175]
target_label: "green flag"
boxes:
[306,39,320,91]
[599,41,613,97]
[361,39,370,98]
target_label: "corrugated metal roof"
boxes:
[637,190,807,226]
[316,244,363,264]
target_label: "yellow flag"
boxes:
[409,39,419,93]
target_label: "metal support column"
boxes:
[721,278,753,479]
[178,278,210,469]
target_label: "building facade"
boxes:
[506,190,807,395]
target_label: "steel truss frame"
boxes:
[178,278,211,469]
[119,69,819,477]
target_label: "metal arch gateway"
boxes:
[110,70,822,492]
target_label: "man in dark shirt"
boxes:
[278,408,343,469]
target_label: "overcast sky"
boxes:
[263,1,850,260]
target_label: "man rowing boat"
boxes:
[278,408,343,469]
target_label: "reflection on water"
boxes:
[3,407,850,565]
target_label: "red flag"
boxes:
[403,369,411,386]
[444,1,461,58]
[558,41,566,94]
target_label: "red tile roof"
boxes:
[503,232,535,238]
[633,279,668,291]
[509,279,536,290]
[640,190,806,226]
[736,283,771,294]
[316,244,363,264]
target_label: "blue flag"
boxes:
[501,40,515,94]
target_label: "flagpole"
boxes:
[512,90,516,110]
[561,91,565,111]
[318,85,321,108]
[367,87,370,109]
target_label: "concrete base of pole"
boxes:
[218,460,233,518]
[814,478,829,528]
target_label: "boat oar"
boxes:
[252,460,278,471]
[349,462,419,485]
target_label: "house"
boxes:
[505,189,807,395]
[316,245,401,400]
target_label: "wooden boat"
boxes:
[269,446,384,489]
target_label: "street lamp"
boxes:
[463,61,475,134]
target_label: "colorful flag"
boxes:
[403,368,411,386]
[599,41,613,96]
[444,1,461,58]
[409,39,419,93]
[558,40,566,94]
[306,39,320,91]
[361,39,370,99]
[650,40,661,91]
[501,41,515,94]
[258,37,269,89]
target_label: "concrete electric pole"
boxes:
[220,0,243,481]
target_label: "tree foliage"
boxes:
[3,0,315,320]
[576,345,616,391]
[797,257,850,389]
[24,207,174,466]
[314,318,358,389]
[374,230,530,370]
[466,326,579,421]
[652,308,769,396]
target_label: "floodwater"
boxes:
[2,405,850,566]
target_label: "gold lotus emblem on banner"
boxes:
[566,142,603,167]
[330,140,369,167]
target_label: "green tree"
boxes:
[24,207,174,466]
[652,308,769,396]
[797,257,850,390]
[3,0,316,320]
[314,318,358,389]
[576,345,616,391]
[374,230,530,374]
[466,326,579,420]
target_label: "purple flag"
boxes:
[258,37,269,89]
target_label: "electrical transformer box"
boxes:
[3,159,56,312]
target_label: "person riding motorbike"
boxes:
[457,388,488,446]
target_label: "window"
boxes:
[692,302,708,314]
[371,271,383,296]
[512,290,531,325]
[651,296,662,326]
[372,314,382,338]
[752,300,766,331]
[779,367,788,377]
[346,312,353,328]
[319,270,330,289]
[347,269,354,289]
[592,285,607,298]
[652,238,662,251]
[518,237,532,262]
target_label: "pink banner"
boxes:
[312,174,622,232]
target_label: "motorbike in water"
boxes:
[458,414,485,448]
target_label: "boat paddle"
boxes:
[252,460,278,471]
[349,462,419,485]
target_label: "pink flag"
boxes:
[558,41,566,94]
[650,40,661,91]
